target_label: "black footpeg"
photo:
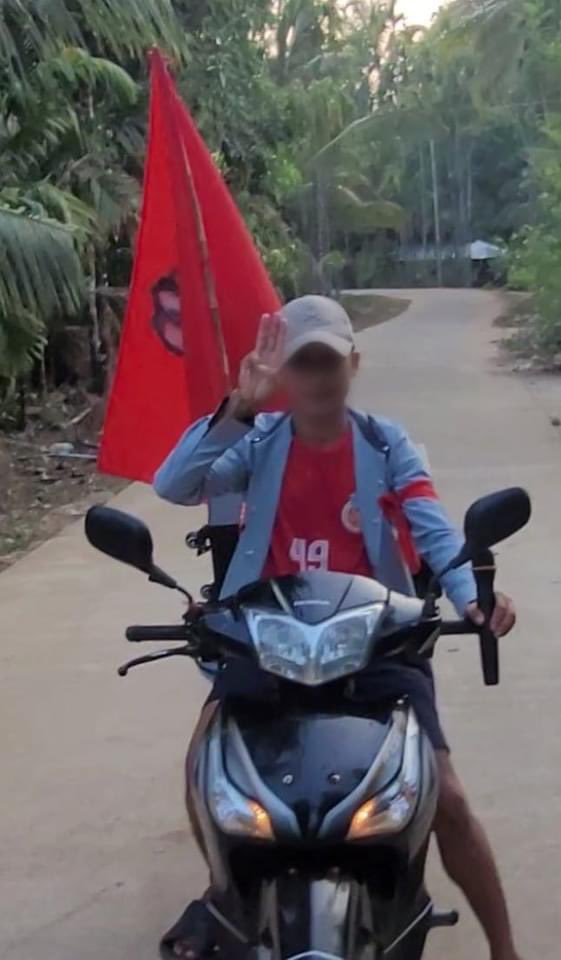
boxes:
[430,910,459,929]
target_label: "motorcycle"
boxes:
[85,486,530,960]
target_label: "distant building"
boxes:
[397,240,503,263]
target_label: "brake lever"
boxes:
[118,642,199,677]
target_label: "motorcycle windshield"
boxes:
[238,571,389,624]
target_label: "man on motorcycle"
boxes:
[154,296,520,960]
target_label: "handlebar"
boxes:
[440,619,479,635]
[121,611,499,683]
[126,625,189,643]
[120,552,501,684]
[119,619,237,676]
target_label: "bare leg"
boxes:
[434,752,522,960]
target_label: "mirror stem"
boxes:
[149,564,177,590]
[176,585,194,604]
[422,590,439,620]
[149,564,193,605]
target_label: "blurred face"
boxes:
[279,343,359,418]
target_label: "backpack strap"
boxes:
[350,410,391,466]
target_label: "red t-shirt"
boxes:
[262,429,373,579]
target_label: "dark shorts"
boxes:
[207,658,448,753]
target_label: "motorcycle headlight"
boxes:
[246,604,386,686]
[347,710,421,840]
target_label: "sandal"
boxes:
[160,899,218,960]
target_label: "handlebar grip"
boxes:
[473,549,499,686]
[479,624,499,687]
[126,625,188,643]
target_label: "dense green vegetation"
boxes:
[1,0,561,407]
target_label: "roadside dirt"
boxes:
[0,389,126,571]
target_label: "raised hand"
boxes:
[231,313,286,417]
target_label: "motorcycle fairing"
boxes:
[188,697,439,958]
[230,708,396,837]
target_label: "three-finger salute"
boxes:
[229,313,286,420]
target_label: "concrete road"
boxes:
[2,289,561,959]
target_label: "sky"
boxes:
[397,0,446,24]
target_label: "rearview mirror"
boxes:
[446,487,531,572]
[85,506,154,573]
[85,506,192,600]
[464,487,531,554]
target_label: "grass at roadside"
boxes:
[492,291,554,368]
[341,292,411,333]
[494,291,534,331]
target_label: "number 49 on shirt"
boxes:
[290,538,330,572]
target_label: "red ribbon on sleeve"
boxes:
[379,479,438,574]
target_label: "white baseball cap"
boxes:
[282,295,355,362]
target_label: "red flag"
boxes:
[98,51,281,482]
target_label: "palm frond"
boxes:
[71,161,140,234]
[0,309,47,382]
[76,0,185,61]
[37,47,139,106]
[0,0,186,83]
[444,0,527,90]
[331,186,404,233]
[22,182,97,233]
[311,102,444,165]
[112,121,145,159]
[0,97,84,182]
[310,113,376,163]
[92,171,140,234]
[0,205,84,320]
[0,0,79,77]
[447,0,513,28]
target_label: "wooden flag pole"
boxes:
[149,47,231,389]
[178,135,231,389]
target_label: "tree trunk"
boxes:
[100,302,120,417]
[38,349,47,398]
[420,143,428,257]
[452,131,469,287]
[87,245,104,393]
[344,231,352,286]
[16,377,26,431]
[429,139,443,287]
[314,167,331,293]
[466,143,474,229]
[465,142,474,287]
[419,143,429,284]
[453,131,472,288]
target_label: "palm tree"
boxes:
[0,0,183,84]
[0,0,185,392]
[444,0,532,90]
[273,0,404,287]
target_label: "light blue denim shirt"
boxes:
[154,407,476,615]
